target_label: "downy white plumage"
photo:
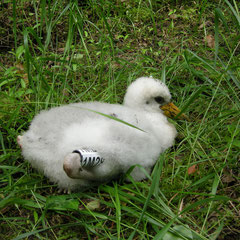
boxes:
[18,77,177,191]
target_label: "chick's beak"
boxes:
[160,102,190,121]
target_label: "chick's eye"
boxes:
[154,96,165,104]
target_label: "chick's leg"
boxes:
[63,152,118,182]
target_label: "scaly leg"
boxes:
[17,135,23,148]
[63,153,102,181]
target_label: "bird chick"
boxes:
[18,77,178,191]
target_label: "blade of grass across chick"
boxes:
[161,102,190,121]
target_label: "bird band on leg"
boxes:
[73,149,104,168]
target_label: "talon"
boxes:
[58,188,71,194]
[58,188,63,194]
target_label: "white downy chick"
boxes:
[18,77,177,191]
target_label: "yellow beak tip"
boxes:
[161,102,190,121]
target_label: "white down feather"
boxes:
[18,77,177,191]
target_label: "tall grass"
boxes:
[0,0,239,239]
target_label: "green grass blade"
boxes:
[74,106,146,132]
[152,219,175,240]
[186,50,220,74]
[215,8,230,32]
[73,4,92,63]
[0,131,6,155]
[224,0,240,28]
[128,155,165,240]
[114,183,121,239]
[96,1,115,56]
[180,196,229,215]
[174,86,208,119]
[12,0,17,51]
[201,174,220,233]
[214,8,220,66]
[23,28,34,89]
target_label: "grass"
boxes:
[0,0,239,239]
